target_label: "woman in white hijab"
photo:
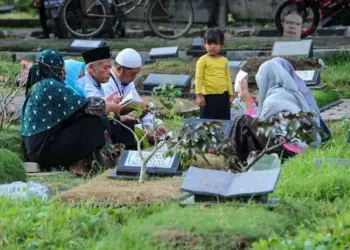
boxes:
[232,60,319,163]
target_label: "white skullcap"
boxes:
[115,48,142,68]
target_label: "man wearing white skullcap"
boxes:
[103,48,168,141]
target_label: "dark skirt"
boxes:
[231,114,295,164]
[23,114,110,170]
[200,91,231,120]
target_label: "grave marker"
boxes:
[182,118,234,138]
[65,39,106,54]
[271,39,313,57]
[295,70,321,86]
[149,46,179,60]
[143,73,192,92]
[314,158,350,168]
[283,13,302,40]
[108,150,181,179]
[229,61,247,83]
[181,167,281,201]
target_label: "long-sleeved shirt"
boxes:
[195,54,233,95]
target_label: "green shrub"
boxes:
[0,149,26,184]
[0,129,23,159]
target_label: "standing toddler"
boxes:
[195,28,234,120]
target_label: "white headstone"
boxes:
[123,151,175,169]
[283,14,303,40]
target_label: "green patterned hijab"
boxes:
[22,49,88,136]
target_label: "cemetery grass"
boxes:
[1,126,350,249]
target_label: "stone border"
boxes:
[320,100,344,113]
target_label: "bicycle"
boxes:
[59,0,194,40]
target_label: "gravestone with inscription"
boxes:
[229,61,247,83]
[143,73,192,92]
[295,70,321,86]
[181,167,281,203]
[182,118,234,138]
[149,46,179,60]
[283,14,302,40]
[272,39,313,58]
[65,40,107,54]
[108,150,181,179]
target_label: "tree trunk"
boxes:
[139,162,147,183]
[217,0,228,28]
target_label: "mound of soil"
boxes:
[243,56,322,84]
[58,170,182,205]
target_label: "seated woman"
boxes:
[64,59,86,97]
[270,57,331,141]
[22,49,121,176]
[232,60,318,163]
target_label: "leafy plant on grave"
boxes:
[0,149,27,184]
[167,111,320,172]
[0,62,23,130]
[152,84,182,115]
[108,97,175,183]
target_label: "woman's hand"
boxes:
[105,91,122,114]
[238,79,252,108]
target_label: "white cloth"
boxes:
[84,72,105,98]
[0,181,48,201]
[103,70,155,128]
[116,48,142,68]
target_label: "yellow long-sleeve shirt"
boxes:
[195,54,233,95]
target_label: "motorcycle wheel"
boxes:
[275,0,320,38]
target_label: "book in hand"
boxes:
[181,167,281,198]
[120,91,136,107]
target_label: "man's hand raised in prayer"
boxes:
[105,91,122,114]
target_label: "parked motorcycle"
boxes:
[42,0,67,38]
[275,0,350,38]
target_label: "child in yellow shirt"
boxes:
[195,28,234,120]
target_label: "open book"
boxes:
[120,90,137,107]
[181,167,281,198]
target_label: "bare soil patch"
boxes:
[59,170,182,205]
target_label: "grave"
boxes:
[108,150,181,180]
[271,39,313,58]
[186,38,226,57]
[282,13,302,40]
[65,39,107,54]
[295,69,321,86]
[182,118,234,138]
[143,73,192,92]
[149,46,179,60]
[180,167,281,205]
[229,61,247,83]
[314,158,350,168]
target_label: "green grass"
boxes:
[0,126,347,249]
[0,11,38,20]
[312,89,341,109]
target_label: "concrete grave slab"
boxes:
[181,167,281,199]
[24,162,40,173]
[295,69,321,86]
[271,39,313,57]
[108,150,181,180]
[182,118,234,138]
[143,73,192,92]
[149,46,179,60]
[65,39,107,54]
[314,158,350,167]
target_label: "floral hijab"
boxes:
[21,50,88,136]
